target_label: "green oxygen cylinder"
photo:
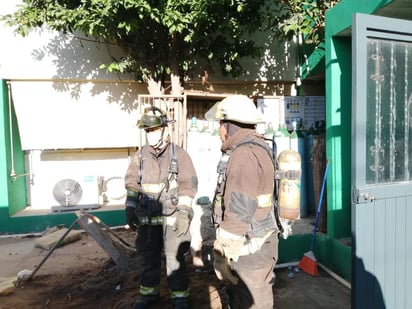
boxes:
[289,120,298,151]
[274,123,290,155]
[264,122,275,149]
[186,117,201,166]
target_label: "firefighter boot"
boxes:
[173,297,189,309]
[133,294,160,309]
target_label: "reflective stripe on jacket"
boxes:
[219,129,277,236]
[125,143,198,214]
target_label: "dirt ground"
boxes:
[0,228,230,309]
[0,226,351,309]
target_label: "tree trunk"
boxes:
[170,73,181,96]
[147,79,163,95]
[169,35,182,96]
[146,74,181,95]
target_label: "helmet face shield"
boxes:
[205,101,220,121]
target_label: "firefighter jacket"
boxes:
[216,129,277,239]
[125,142,198,223]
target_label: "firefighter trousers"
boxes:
[226,233,278,309]
[135,223,191,300]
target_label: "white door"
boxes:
[352,13,412,309]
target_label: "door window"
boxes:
[366,38,412,184]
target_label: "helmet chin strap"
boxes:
[223,122,230,141]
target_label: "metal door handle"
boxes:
[353,188,376,204]
[363,192,375,202]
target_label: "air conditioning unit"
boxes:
[51,175,101,212]
[26,149,130,211]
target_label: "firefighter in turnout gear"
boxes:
[209,95,280,309]
[125,106,198,309]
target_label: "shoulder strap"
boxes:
[231,138,283,233]
[138,144,179,205]
[232,138,275,163]
[231,138,278,177]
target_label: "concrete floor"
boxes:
[273,215,351,308]
[275,263,351,309]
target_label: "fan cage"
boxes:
[53,179,83,207]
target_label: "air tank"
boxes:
[290,120,308,218]
[278,149,301,221]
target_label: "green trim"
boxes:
[0,80,8,220]
[301,42,325,80]
[314,235,352,281]
[0,209,126,234]
[326,0,393,37]
[278,234,312,263]
[279,233,351,281]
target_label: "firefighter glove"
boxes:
[213,242,238,285]
[214,229,245,262]
[125,197,139,231]
[173,210,191,237]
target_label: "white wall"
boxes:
[0,0,298,83]
[0,1,132,81]
[10,80,145,149]
[1,1,146,150]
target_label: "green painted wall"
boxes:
[301,42,325,80]
[327,0,393,36]
[0,80,26,215]
[325,36,352,240]
[0,210,125,234]
[278,234,351,281]
[279,234,311,263]
[0,80,9,221]
[322,0,397,282]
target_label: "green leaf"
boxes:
[0,0,338,88]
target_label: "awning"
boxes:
[9,80,146,150]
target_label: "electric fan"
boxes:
[52,179,83,207]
